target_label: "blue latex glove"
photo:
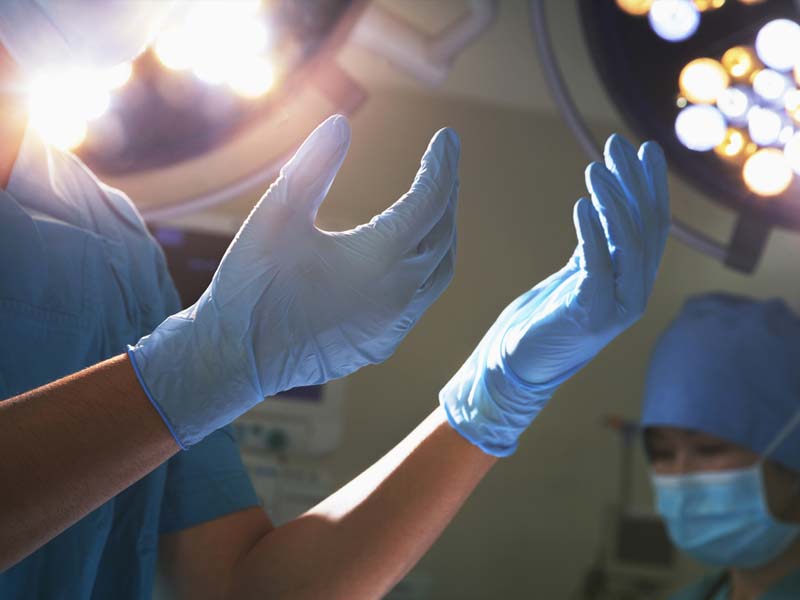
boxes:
[440,135,669,457]
[130,115,460,448]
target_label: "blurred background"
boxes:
[32,0,799,597]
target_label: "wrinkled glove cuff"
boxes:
[127,346,188,451]
[439,335,583,457]
[127,309,264,448]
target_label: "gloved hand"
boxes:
[440,134,669,456]
[129,115,460,448]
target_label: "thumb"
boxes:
[270,114,352,222]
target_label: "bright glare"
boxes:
[615,0,654,15]
[716,87,750,121]
[675,104,727,151]
[743,148,793,196]
[786,90,800,122]
[721,46,757,80]
[29,110,88,150]
[228,55,275,98]
[101,63,133,90]
[752,69,790,103]
[154,1,270,90]
[785,132,800,175]
[778,125,795,145]
[755,19,800,72]
[649,0,701,42]
[27,69,114,149]
[153,25,195,71]
[747,106,783,145]
[679,58,729,104]
[693,0,725,10]
[714,128,746,158]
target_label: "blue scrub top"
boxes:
[670,569,800,599]
[0,129,259,599]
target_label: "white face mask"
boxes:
[0,1,174,73]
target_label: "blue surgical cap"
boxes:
[641,293,800,471]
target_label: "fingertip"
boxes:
[328,114,352,146]
[638,140,665,168]
[574,196,600,239]
[585,161,610,194]
[605,133,636,158]
[429,127,461,162]
[292,115,351,168]
[441,127,461,152]
[604,134,641,175]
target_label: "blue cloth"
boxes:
[0,128,259,599]
[641,293,800,472]
[669,569,800,599]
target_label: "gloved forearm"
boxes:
[441,135,671,456]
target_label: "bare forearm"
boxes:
[229,406,496,600]
[0,354,178,569]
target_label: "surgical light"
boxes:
[154,1,270,94]
[752,69,791,102]
[616,0,655,15]
[743,148,793,196]
[747,106,784,145]
[102,63,134,90]
[785,132,800,174]
[29,109,88,151]
[714,127,748,159]
[679,58,730,103]
[693,0,726,10]
[27,68,116,149]
[73,0,371,217]
[786,90,800,121]
[227,56,276,98]
[722,46,759,80]
[778,125,795,145]
[563,0,800,273]
[648,0,701,41]
[717,86,750,121]
[675,105,727,150]
[755,19,800,72]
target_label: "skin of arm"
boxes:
[0,354,179,569]
[158,406,497,600]
[0,349,496,598]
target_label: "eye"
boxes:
[695,443,730,456]
[647,447,675,463]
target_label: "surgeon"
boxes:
[643,294,800,600]
[0,2,670,599]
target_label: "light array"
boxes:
[673,18,800,196]
[616,0,768,42]
[27,63,133,150]
[26,1,275,150]
[153,1,275,98]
